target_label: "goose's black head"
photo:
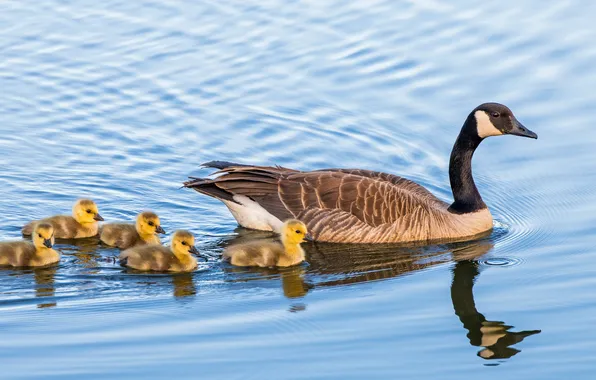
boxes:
[466,103,537,140]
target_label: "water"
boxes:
[0,0,595,378]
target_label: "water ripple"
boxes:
[0,0,594,377]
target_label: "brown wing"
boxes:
[279,169,446,226]
[184,163,447,241]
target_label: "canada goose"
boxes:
[119,230,204,272]
[222,219,308,267]
[22,199,104,239]
[0,223,60,267]
[184,103,537,244]
[100,211,165,249]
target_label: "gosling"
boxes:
[100,211,165,249]
[0,223,60,267]
[119,230,203,272]
[22,199,103,239]
[223,219,308,267]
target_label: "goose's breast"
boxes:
[433,208,494,240]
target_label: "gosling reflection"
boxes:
[0,267,58,308]
[34,266,57,308]
[172,273,197,298]
[451,260,541,360]
[224,264,310,299]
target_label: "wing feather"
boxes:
[184,164,449,242]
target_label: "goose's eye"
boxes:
[86,209,92,213]
[148,221,154,226]
[181,241,187,246]
[491,111,500,118]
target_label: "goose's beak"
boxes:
[94,213,104,221]
[304,233,314,242]
[43,238,53,248]
[155,226,165,234]
[509,117,537,139]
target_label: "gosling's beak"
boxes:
[509,117,537,139]
[94,213,104,221]
[189,245,200,255]
[43,238,53,248]
[304,233,313,242]
[155,225,165,234]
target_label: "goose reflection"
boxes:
[221,228,540,359]
[451,259,541,360]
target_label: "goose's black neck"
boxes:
[448,117,486,214]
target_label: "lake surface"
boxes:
[1,0,595,378]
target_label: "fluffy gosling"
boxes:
[0,223,59,267]
[100,211,165,249]
[22,199,103,239]
[119,230,203,272]
[223,219,308,267]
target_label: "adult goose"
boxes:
[184,103,537,244]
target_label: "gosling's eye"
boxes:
[295,230,301,234]
[148,221,154,226]
[181,241,187,246]
[86,209,92,213]
[491,111,500,118]
[38,234,42,238]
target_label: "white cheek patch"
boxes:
[474,110,503,138]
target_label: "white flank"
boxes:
[223,195,284,232]
[474,110,502,138]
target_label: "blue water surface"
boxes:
[1,0,596,379]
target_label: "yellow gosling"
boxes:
[0,223,60,267]
[223,219,308,267]
[100,211,165,249]
[119,230,201,272]
[22,199,103,239]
